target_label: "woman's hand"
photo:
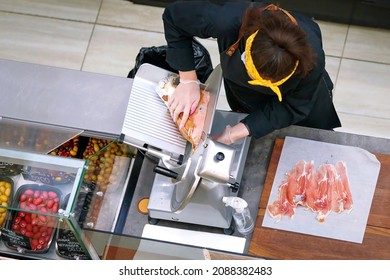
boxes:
[212,125,234,145]
[168,71,200,129]
[212,123,250,145]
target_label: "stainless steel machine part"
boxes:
[130,64,252,229]
[124,63,226,211]
[122,64,188,156]
[148,110,251,229]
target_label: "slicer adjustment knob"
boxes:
[215,152,225,161]
[229,182,240,193]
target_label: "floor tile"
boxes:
[325,56,341,85]
[98,0,164,32]
[195,38,221,70]
[0,0,102,22]
[82,25,167,77]
[333,58,390,119]
[317,20,348,57]
[216,94,231,112]
[0,11,93,69]
[344,25,390,64]
[335,113,390,140]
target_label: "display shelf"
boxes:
[0,137,137,260]
[0,147,85,216]
[0,218,91,260]
[0,145,86,258]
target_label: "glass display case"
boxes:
[0,136,137,260]
[0,116,138,259]
[0,146,86,258]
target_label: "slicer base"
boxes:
[147,110,251,230]
[148,174,236,229]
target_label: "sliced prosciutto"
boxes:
[267,160,353,222]
[267,182,296,221]
[335,161,353,212]
[285,159,310,207]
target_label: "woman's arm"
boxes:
[163,1,222,71]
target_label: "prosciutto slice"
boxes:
[332,161,353,215]
[267,182,296,220]
[267,160,353,222]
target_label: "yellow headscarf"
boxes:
[245,30,299,102]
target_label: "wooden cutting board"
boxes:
[248,138,390,260]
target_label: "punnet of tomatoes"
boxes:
[8,185,61,253]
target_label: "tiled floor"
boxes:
[1,0,390,140]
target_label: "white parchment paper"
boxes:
[262,137,381,243]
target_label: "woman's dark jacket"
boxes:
[163,1,341,138]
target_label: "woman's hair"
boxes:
[241,5,316,81]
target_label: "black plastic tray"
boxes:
[3,184,62,254]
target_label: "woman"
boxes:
[163,1,341,145]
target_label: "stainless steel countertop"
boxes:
[0,59,132,138]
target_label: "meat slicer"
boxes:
[123,63,251,232]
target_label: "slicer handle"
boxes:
[229,182,240,193]
[153,165,178,179]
